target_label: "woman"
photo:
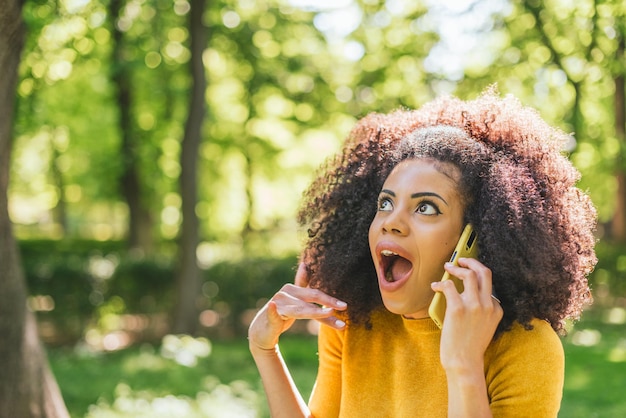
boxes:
[248,91,597,417]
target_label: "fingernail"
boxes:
[336,300,347,307]
[322,307,334,313]
[444,262,453,268]
[335,319,346,328]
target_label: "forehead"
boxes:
[385,158,461,187]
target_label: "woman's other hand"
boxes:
[248,262,348,351]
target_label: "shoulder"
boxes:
[485,319,564,414]
[490,319,563,361]
[486,319,564,372]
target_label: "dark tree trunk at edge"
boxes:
[0,0,70,416]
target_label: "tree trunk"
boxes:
[611,31,626,242]
[172,0,207,334]
[109,0,154,254]
[0,0,70,416]
[51,146,68,234]
[242,149,254,244]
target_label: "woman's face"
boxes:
[368,158,465,319]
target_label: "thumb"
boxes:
[268,300,295,328]
[267,300,283,320]
[294,262,310,287]
[249,301,290,351]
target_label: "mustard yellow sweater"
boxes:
[308,308,564,417]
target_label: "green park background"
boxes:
[4,0,626,416]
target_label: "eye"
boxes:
[416,201,441,216]
[377,197,393,212]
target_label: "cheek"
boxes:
[419,234,458,274]
[441,235,458,253]
[439,233,460,257]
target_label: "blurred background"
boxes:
[5,0,626,416]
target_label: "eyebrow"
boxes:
[380,189,449,206]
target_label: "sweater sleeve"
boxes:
[308,323,345,418]
[485,319,565,417]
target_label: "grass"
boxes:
[49,334,318,418]
[49,309,626,417]
[559,308,626,417]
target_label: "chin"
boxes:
[382,299,428,318]
[381,300,411,316]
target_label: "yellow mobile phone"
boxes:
[428,224,479,329]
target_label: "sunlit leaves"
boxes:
[10,0,625,251]
[448,0,624,226]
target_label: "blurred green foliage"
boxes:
[592,240,626,300]
[559,309,626,417]
[10,0,626,248]
[21,240,298,342]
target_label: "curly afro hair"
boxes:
[297,90,597,335]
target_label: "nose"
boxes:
[381,211,408,236]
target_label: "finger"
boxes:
[456,257,493,301]
[275,303,336,320]
[267,300,288,321]
[431,278,462,307]
[444,261,479,298]
[316,315,347,330]
[273,291,341,320]
[280,284,348,311]
[455,259,502,318]
[294,262,309,287]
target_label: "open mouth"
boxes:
[380,249,413,282]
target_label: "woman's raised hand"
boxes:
[431,257,503,372]
[248,263,348,351]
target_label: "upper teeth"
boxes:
[381,250,398,256]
